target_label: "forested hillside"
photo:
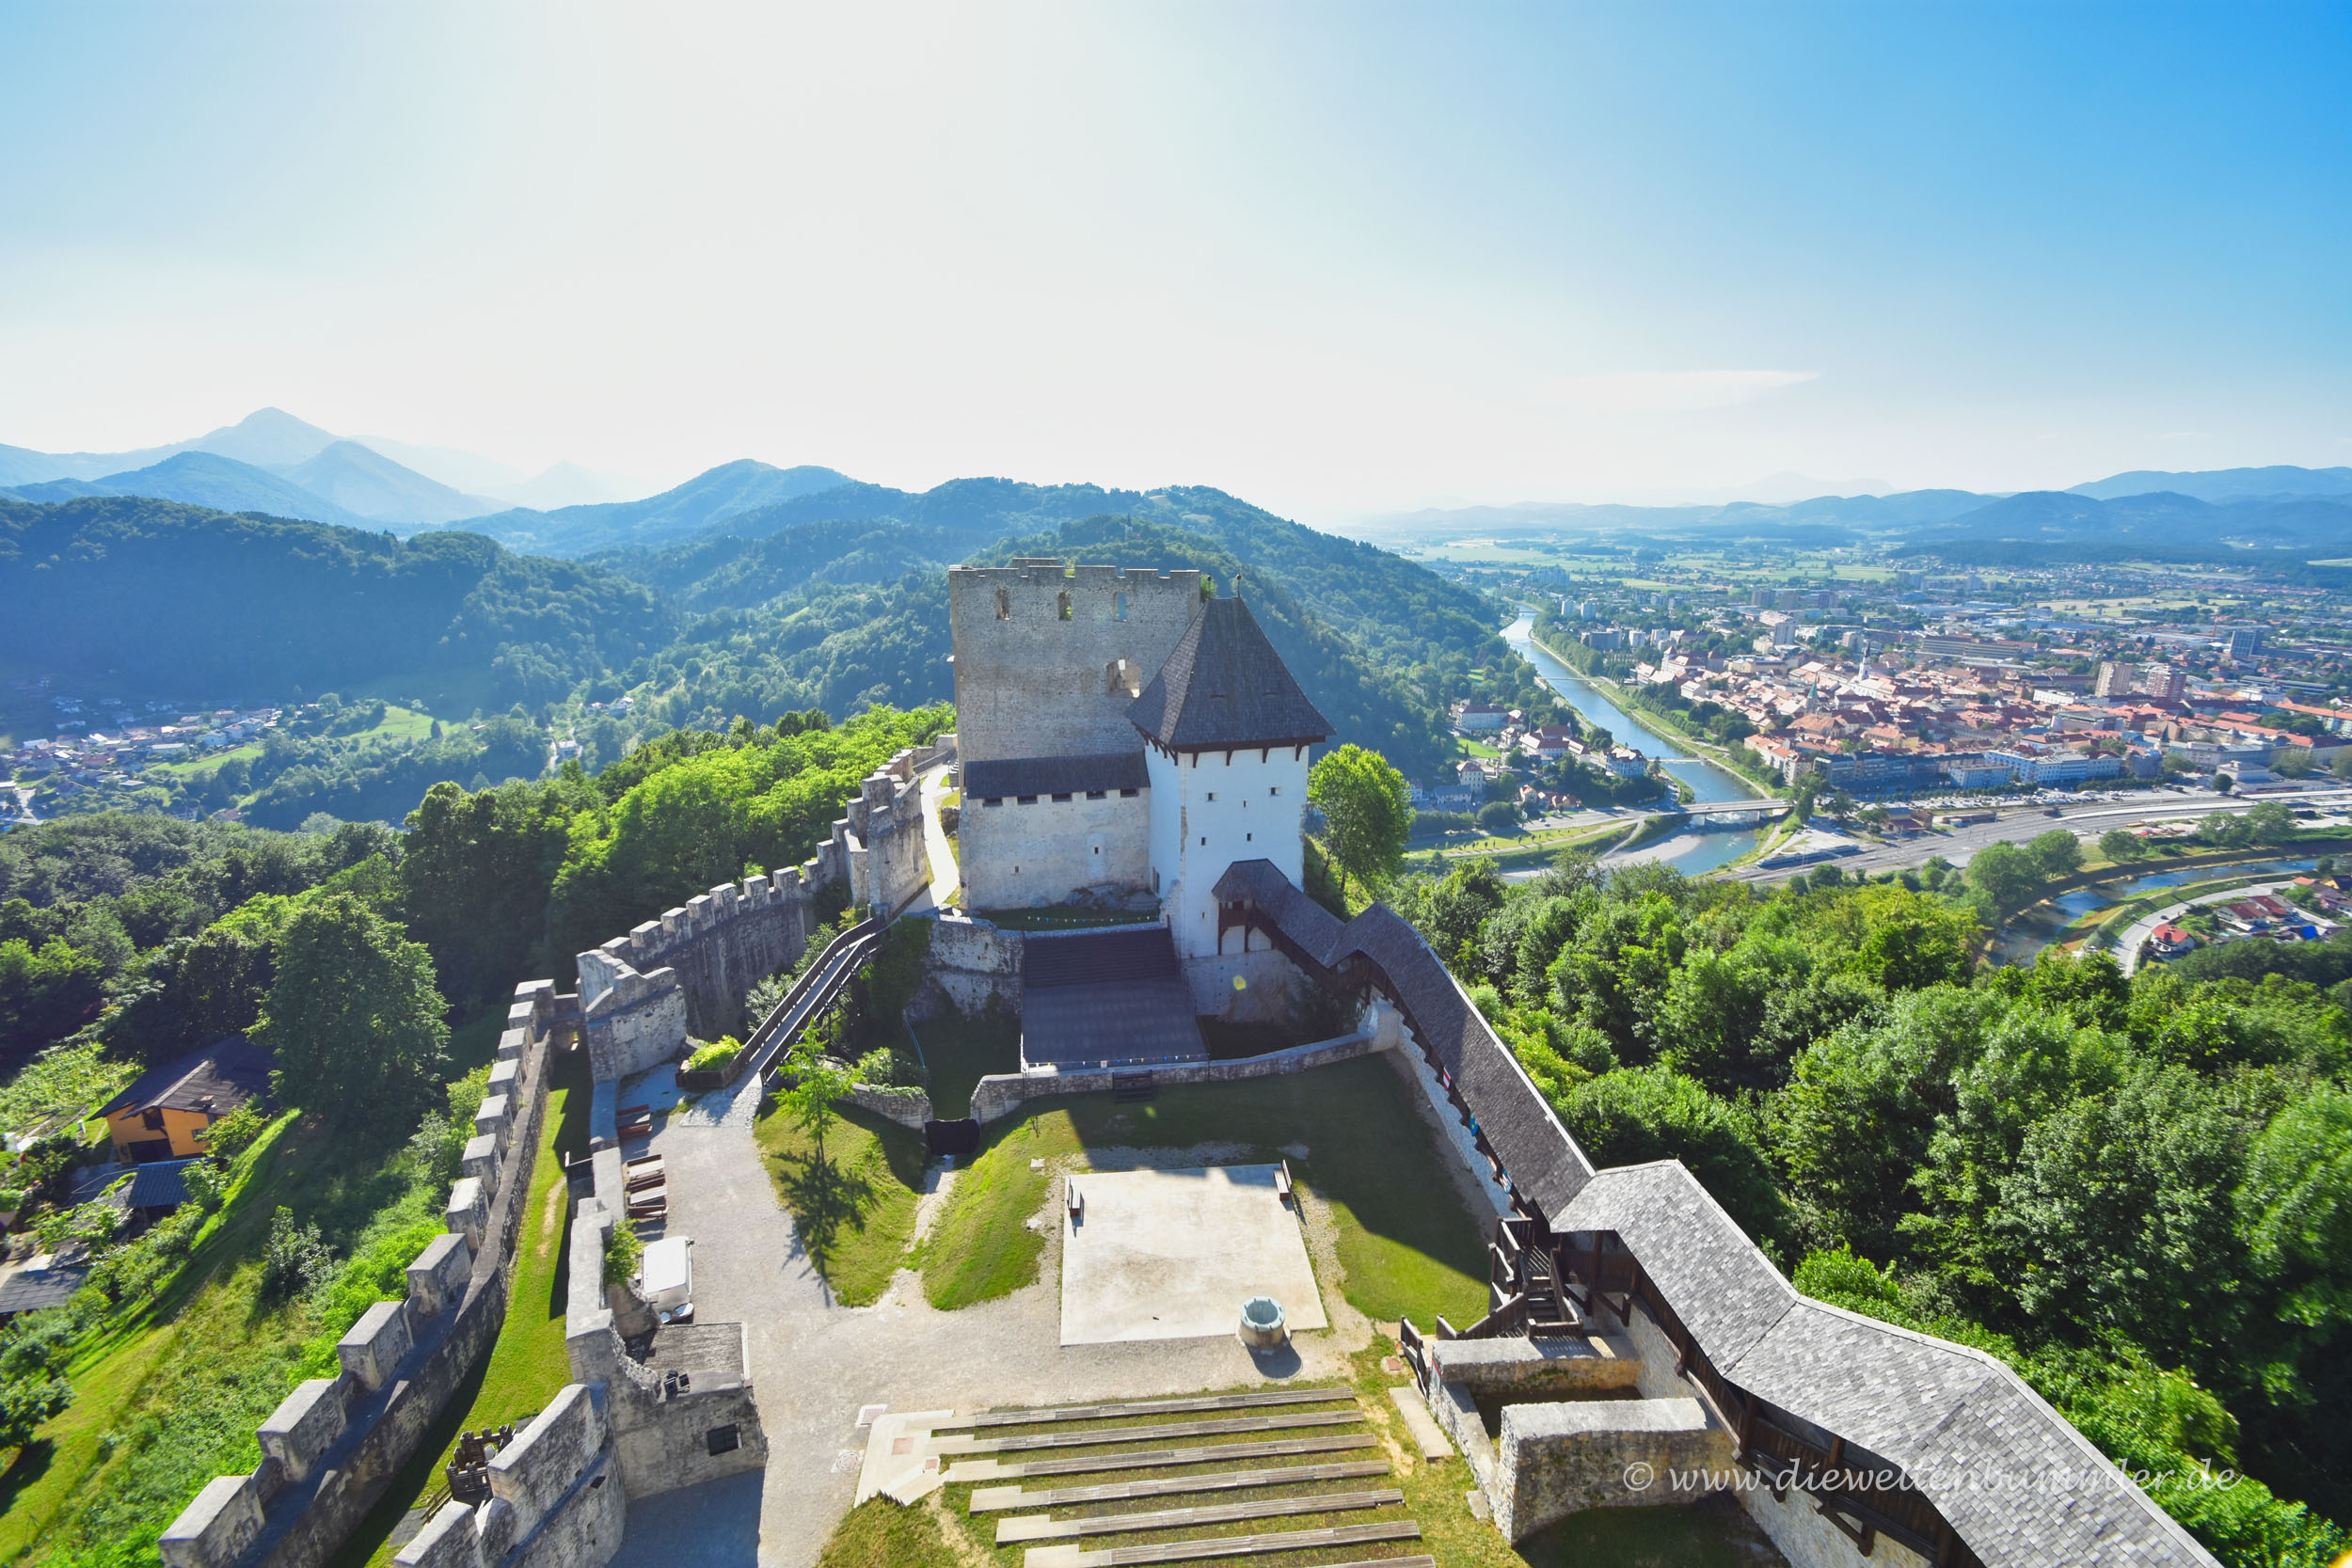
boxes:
[588,512,1553,781]
[1387,852,2351,1566]
[0,498,675,708]
[0,703,946,1566]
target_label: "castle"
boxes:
[950,559,1331,1047]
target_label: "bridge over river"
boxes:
[1669,800,1789,823]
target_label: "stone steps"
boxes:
[971,1461,1391,1513]
[947,1386,1348,1431]
[943,1433,1376,1483]
[931,1410,1360,1457]
[997,1487,1404,1544]
[1020,1523,1423,1567]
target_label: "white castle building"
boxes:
[948,559,1331,1061]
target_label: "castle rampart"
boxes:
[575,741,946,1081]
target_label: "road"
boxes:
[2114,879,2300,976]
[1727,786,2352,885]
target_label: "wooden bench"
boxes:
[1275,1164,1293,1205]
[1064,1178,1083,1219]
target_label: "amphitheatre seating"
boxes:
[1019,928,1206,1069]
[866,1384,1434,1568]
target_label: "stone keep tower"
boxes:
[949,561,1201,909]
[1129,594,1331,982]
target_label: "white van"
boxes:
[641,1236,693,1323]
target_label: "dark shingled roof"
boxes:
[0,1262,88,1316]
[1558,1163,2217,1568]
[99,1037,272,1120]
[1127,596,1331,752]
[962,752,1148,801]
[1210,863,2217,1568]
[1211,859,1594,1219]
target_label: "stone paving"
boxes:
[606,1103,1375,1568]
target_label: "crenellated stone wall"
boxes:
[575,743,947,1084]
[161,982,565,1568]
[390,1384,628,1568]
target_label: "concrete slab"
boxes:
[853,1408,956,1505]
[1059,1165,1327,1346]
[1385,1386,1454,1461]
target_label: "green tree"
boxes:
[1558,1065,1785,1244]
[251,893,449,1127]
[0,938,107,1056]
[402,781,570,1006]
[1964,840,2043,912]
[2100,829,2145,863]
[2027,828,2082,879]
[1307,744,1412,900]
[779,1045,853,1169]
[2236,1091,2352,1399]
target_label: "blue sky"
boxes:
[1,1,2345,516]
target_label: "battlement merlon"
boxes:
[951,562,1204,591]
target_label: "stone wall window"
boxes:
[995,587,1009,619]
[1058,590,1073,621]
[1115,591,1128,621]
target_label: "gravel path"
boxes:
[608,1106,1375,1568]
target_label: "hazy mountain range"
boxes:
[0,409,655,526]
[8,406,2352,562]
[1353,467,2352,560]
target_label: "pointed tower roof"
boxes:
[1127,595,1331,751]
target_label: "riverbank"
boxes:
[1987,838,2352,965]
[1521,624,1781,796]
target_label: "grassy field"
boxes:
[143,741,264,779]
[0,1083,470,1568]
[0,1112,302,1566]
[813,1340,1780,1568]
[755,1101,927,1307]
[908,1012,1020,1120]
[918,1055,1489,1330]
[342,1046,596,1568]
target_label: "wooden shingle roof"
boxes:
[1210,860,2220,1568]
[1128,596,1331,752]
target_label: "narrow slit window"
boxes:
[1115,591,1128,621]
[1057,590,1073,621]
[995,587,1009,619]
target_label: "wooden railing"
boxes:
[741,918,880,1084]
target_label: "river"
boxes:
[1502,611,1767,876]
[1986,855,2323,967]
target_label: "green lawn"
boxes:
[755,1101,927,1307]
[342,1046,595,1568]
[918,1055,1489,1329]
[908,1012,1020,1118]
[143,741,263,779]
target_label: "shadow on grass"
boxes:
[0,1440,55,1519]
[771,1148,884,1271]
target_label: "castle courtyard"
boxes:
[610,1053,1487,1568]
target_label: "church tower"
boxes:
[1126,594,1331,966]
